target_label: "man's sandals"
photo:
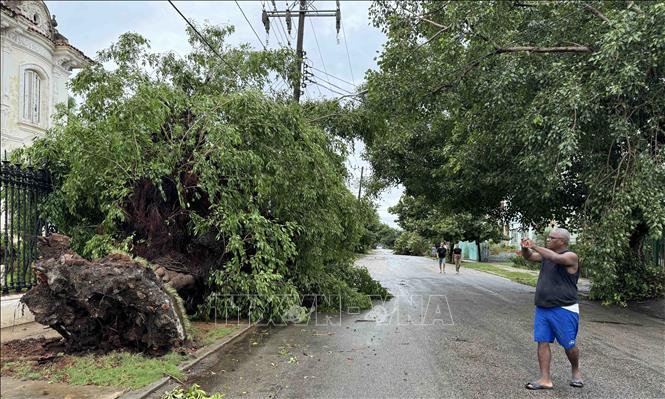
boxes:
[525,382,553,390]
[525,380,584,390]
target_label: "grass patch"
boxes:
[189,323,239,346]
[0,324,241,390]
[201,325,238,346]
[1,351,187,389]
[464,262,538,287]
[65,352,186,389]
[2,360,42,380]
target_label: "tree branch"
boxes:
[512,1,538,7]
[583,3,610,23]
[429,51,497,96]
[418,15,447,29]
[398,4,448,29]
[495,45,593,53]
[427,43,594,98]
[413,26,449,53]
[626,1,643,14]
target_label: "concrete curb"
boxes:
[120,323,256,399]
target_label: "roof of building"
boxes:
[1,0,92,65]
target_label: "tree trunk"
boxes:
[628,222,649,263]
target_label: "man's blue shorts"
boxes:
[534,306,579,349]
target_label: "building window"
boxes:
[22,69,41,124]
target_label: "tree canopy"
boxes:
[390,194,501,244]
[363,1,665,303]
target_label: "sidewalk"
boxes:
[0,321,59,343]
[1,377,125,399]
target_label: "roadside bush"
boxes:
[393,231,429,256]
[509,255,540,270]
[337,262,391,300]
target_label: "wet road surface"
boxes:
[189,250,665,399]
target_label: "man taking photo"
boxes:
[521,228,583,390]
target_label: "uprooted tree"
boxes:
[15,24,389,350]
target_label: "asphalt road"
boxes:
[192,250,665,399]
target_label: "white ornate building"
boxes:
[0,0,89,153]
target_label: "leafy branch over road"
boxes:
[362,1,665,304]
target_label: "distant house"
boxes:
[1,0,90,153]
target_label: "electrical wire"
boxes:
[168,0,242,78]
[308,80,348,97]
[309,72,353,94]
[340,19,356,84]
[235,0,267,51]
[309,18,328,77]
[308,64,355,87]
[170,0,283,95]
[271,0,292,47]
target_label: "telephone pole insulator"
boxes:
[335,1,341,35]
[262,9,270,34]
[286,9,292,35]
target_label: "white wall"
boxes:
[1,26,72,153]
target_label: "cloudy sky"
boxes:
[45,0,403,228]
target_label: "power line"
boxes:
[270,24,285,47]
[235,1,267,51]
[307,79,365,102]
[306,62,324,97]
[168,0,242,78]
[309,18,328,77]
[308,64,355,87]
[169,0,282,94]
[307,79,362,102]
[340,20,356,84]
[307,20,326,97]
[271,0,292,47]
[308,80,348,97]
[309,72,353,94]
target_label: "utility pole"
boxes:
[357,166,363,200]
[294,0,307,102]
[262,1,341,102]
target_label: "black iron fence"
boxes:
[1,159,53,293]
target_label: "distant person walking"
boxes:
[436,242,447,273]
[521,228,583,390]
[431,244,438,259]
[452,245,462,273]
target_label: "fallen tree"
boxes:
[15,25,389,333]
[21,234,189,354]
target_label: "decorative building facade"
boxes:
[0,0,89,153]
